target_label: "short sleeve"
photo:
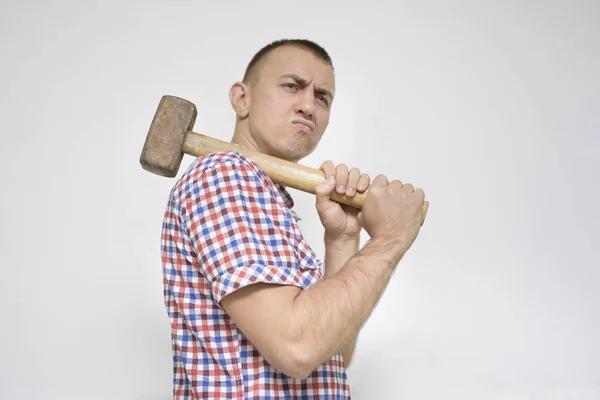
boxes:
[181,158,314,306]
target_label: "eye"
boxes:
[283,82,299,90]
[317,95,329,106]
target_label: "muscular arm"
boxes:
[221,236,404,380]
[322,234,360,368]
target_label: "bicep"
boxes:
[221,282,304,376]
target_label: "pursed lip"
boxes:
[292,119,315,132]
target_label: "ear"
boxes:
[229,81,250,118]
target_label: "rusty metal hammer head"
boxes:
[139,95,197,177]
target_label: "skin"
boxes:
[230,44,334,163]
[223,44,426,379]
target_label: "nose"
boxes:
[295,89,316,118]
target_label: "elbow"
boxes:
[273,340,317,380]
[263,300,320,379]
[284,350,316,380]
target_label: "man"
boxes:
[161,39,425,399]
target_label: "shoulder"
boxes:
[186,151,266,182]
[169,151,277,204]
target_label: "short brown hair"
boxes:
[242,39,334,84]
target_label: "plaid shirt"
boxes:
[161,151,350,399]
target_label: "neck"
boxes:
[231,122,261,153]
[230,121,303,164]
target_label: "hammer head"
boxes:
[140,95,197,177]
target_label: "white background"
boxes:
[1,0,599,399]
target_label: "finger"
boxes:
[414,188,425,202]
[357,173,370,192]
[402,183,415,193]
[388,179,404,190]
[335,164,349,194]
[371,174,389,187]
[320,160,336,180]
[345,168,361,197]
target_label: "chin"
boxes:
[269,145,304,163]
[261,130,317,162]
[283,136,319,161]
[289,146,317,163]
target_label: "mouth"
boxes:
[292,119,315,133]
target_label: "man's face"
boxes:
[246,45,335,162]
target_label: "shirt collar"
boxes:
[274,182,302,222]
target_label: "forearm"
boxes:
[291,237,404,374]
[323,234,359,279]
[323,234,359,367]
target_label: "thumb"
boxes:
[315,176,336,204]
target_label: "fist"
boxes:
[358,174,425,253]
[315,161,370,238]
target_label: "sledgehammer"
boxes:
[140,95,429,225]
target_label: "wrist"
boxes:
[323,233,360,279]
[365,236,407,266]
[324,232,360,247]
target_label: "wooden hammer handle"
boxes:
[182,131,429,225]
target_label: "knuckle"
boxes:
[321,160,334,169]
[372,174,389,187]
[369,186,382,195]
[374,173,388,182]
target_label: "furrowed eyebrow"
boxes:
[281,74,308,86]
[315,87,333,102]
[281,74,334,102]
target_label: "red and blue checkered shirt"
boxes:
[161,151,350,399]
